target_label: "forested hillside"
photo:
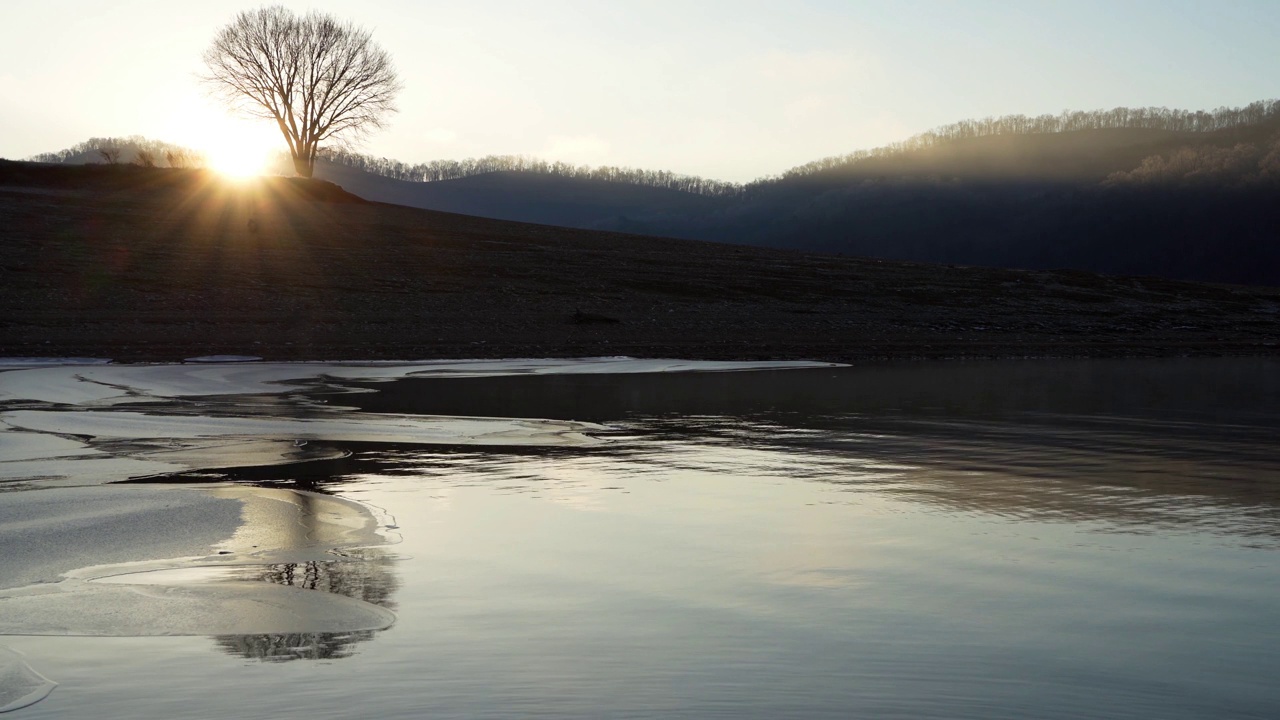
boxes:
[27,100,1280,285]
[313,161,727,231]
[753,100,1279,185]
[325,100,1280,285]
[317,149,741,197]
[659,103,1280,285]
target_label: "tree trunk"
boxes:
[293,154,314,178]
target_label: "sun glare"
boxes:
[207,142,270,179]
[163,97,280,179]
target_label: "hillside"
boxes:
[1,162,1277,363]
[768,127,1193,184]
[307,111,1280,286]
[312,161,728,232]
[606,120,1280,285]
[28,101,1280,286]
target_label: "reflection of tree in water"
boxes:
[216,629,375,662]
[212,548,399,662]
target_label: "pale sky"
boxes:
[2,0,1277,182]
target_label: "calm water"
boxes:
[5,358,1280,719]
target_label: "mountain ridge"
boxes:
[23,99,1280,285]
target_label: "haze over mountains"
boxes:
[28,100,1280,286]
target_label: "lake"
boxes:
[1,358,1278,719]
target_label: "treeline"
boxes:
[30,136,206,168]
[757,99,1280,187]
[318,149,744,197]
[319,99,1280,194]
[1106,137,1280,186]
[28,98,1280,197]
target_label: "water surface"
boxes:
[2,358,1278,719]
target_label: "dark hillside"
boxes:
[309,104,1280,286]
[620,117,1280,285]
[26,101,1280,286]
[1,162,1277,363]
[0,161,362,203]
[313,162,728,231]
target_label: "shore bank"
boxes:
[3,163,1278,363]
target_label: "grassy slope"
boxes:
[1,162,1277,362]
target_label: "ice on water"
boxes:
[0,648,57,714]
[0,357,834,712]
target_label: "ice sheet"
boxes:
[0,358,838,405]
[4,410,603,447]
[0,358,830,637]
[0,485,397,638]
[0,581,395,637]
[0,357,111,368]
[0,409,601,485]
[0,647,56,713]
[0,485,390,591]
[0,360,642,484]
[0,429,186,484]
[0,486,243,590]
[183,355,264,363]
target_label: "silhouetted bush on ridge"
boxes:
[31,136,207,168]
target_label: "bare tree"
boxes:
[97,147,121,165]
[134,149,157,168]
[202,6,401,178]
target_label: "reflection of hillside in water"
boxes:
[213,548,398,662]
[636,415,1280,542]
[252,411,1280,544]
[334,359,1280,542]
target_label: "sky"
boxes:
[2,0,1278,182]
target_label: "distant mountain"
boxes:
[311,161,730,232]
[31,100,1280,285]
[310,101,1280,285]
[667,116,1280,285]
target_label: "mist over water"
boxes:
[2,358,1278,719]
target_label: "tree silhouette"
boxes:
[202,5,401,178]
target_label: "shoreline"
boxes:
[3,336,1276,366]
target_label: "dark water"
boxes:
[8,358,1280,719]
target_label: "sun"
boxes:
[206,140,270,179]
[161,95,280,179]
[200,122,278,179]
